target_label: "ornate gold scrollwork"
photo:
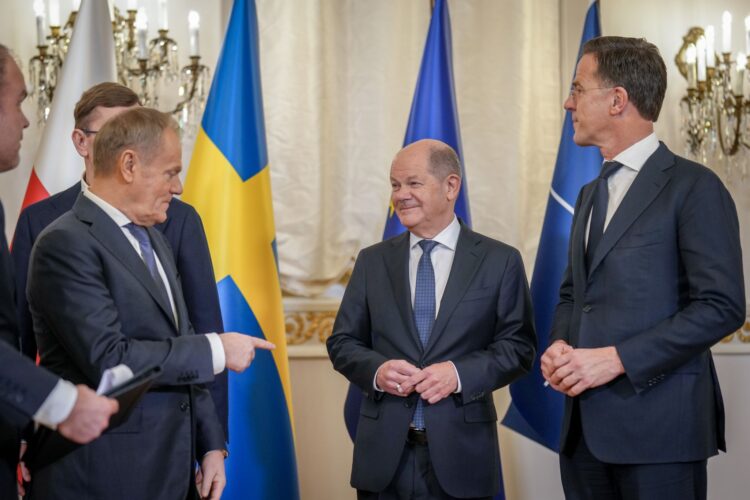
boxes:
[720,319,750,344]
[735,320,750,343]
[285,311,337,345]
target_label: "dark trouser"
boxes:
[560,402,707,500]
[357,431,491,500]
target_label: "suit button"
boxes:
[404,401,412,408]
[582,305,592,313]
[180,401,190,412]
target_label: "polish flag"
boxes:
[20,0,117,208]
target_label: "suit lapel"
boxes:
[424,225,484,357]
[73,197,177,328]
[149,227,186,332]
[383,232,422,353]
[587,144,673,277]
[574,183,596,287]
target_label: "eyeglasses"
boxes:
[78,128,98,135]
[568,84,614,100]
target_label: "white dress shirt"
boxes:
[374,216,462,392]
[585,132,660,246]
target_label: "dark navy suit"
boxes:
[0,201,58,500]
[26,195,224,500]
[551,144,745,494]
[12,182,228,436]
[327,223,536,498]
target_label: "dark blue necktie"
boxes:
[125,223,171,305]
[586,161,622,270]
[413,239,438,429]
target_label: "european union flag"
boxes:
[502,0,603,451]
[182,0,299,498]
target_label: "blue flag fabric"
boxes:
[501,1,603,451]
[344,0,499,496]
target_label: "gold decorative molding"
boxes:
[281,300,750,356]
[714,318,750,354]
[285,311,337,345]
[284,297,340,358]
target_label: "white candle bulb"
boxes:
[34,0,47,46]
[159,0,168,30]
[128,0,137,11]
[722,11,732,53]
[686,44,697,64]
[135,7,148,59]
[72,0,80,11]
[686,44,697,89]
[188,11,200,57]
[745,16,750,54]
[696,36,707,81]
[49,0,60,26]
[705,25,716,68]
[735,52,746,95]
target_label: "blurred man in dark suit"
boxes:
[542,36,745,500]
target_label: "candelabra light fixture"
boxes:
[674,11,750,183]
[28,0,210,139]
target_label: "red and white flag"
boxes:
[20,0,116,208]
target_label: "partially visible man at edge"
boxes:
[11,82,229,438]
[0,43,118,499]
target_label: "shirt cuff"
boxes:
[449,361,462,393]
[33,379,78,429]
[205,333,226,375]
[373,366,383,392]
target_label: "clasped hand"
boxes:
[541,340,625,397]
[376,359,457,404]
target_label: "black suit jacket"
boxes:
[12,182,228,437]
[26,195,225,500]
[0,202,57,500]
[327,223,536,498]
[551,143,745,463]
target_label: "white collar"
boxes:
[612,132,659,173]
[409,215,460,251]
[83,189,133,228]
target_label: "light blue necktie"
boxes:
[413,239,438,429]
[125,223,171,305]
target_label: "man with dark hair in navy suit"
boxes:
[541,36,745,500]
[0,43,117,500]
[12,81,229,437]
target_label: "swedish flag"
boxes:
[182,0,299,498]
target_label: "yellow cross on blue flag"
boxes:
[182,0,299,498]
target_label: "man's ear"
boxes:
[445,173,461,201]
[71,129,89,157]
[610,87,629,116]
[118,150,138,183]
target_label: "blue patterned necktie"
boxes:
[586,160,622,271]
[125,223,171,305]
[413,239,438,429]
